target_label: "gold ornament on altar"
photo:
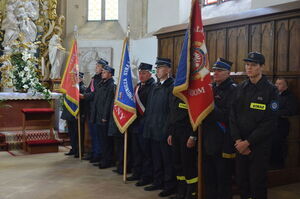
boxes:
[0,0,65,89]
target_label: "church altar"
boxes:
[0,92,61,100]
[0,92,62,131]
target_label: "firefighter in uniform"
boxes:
[83,58,107,163]
[167,97,198,199]
[202,58,236,199]
[270,78,298,169]
[230,52,279,199]
[127,62,156,186]
[63,72,86,158]
[94,65,116,169]
[143,58,176,197]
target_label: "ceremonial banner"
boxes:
[173,0,214,131]
[113,38,137,133]
[60,40,80,116]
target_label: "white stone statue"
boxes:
[15,1,39,43]
[49,33,65,79]
[1,1,19,50]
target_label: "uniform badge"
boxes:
[270,100,279,111]
[250,102,266,110]
[178,103,188,109]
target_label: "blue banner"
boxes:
[174,30,189,89]
[115,38,136,112]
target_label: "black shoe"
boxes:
[135,179,152,187]
[74,154,79,158]
[82,156,92,161]
[112,169,123,175]
[127,175,140,181]
[93,163,100,167]
[144,184,163,191]
[65,151,74,156]
[159,189,176,197]
[89,158,100,163]
[99,163,112,169]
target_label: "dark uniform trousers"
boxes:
[88,121,102,159]
[99,123,114,166]
[236,143,270,199]
[172,127,197,196]
[67,118,85,155]
[203,154,233,199]
[152,137,176,190]
[131,124,153,181]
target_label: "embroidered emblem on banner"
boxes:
[179,103,188,109]
[250,102,266,110]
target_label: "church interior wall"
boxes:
[57,0,300,81]
[251,0,298,9]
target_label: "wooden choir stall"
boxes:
[154,1,300,187]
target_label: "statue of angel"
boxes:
[49,28,65,79]
[15,0,39,43]
[1,1,19,49]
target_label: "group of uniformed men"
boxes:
[62,51,298,199]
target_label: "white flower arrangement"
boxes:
[0,40,51,99]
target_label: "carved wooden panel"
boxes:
[236,26,248,72]
[276,20,289,72]
[206,30,217,67]
[227,27,238,72]
[289,18,300,72]
[261,22,274,73]
[159,37,174,62]
[216,29,226,60]
[173,35,185,75]
[250,24,262,53]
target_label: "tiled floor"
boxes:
[0,148,299,199]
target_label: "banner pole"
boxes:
[123,130,128,183]
[77,110,82,160]
[198,126,203,199]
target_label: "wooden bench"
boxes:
[21,108,59,154]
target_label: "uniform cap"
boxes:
[243,52,265,65]
[212,58,233,71]
[155,57,171,68]
[139,62,153,71]
[103,65,115,76]
[97,58,108,66]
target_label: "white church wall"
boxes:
[202,0,252,20]
[131,37,158,70]
[148,0,180,33]
[63,0,300,83]
[179,0,193,23]
[118,0,128,33]
[252,0,298,9]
